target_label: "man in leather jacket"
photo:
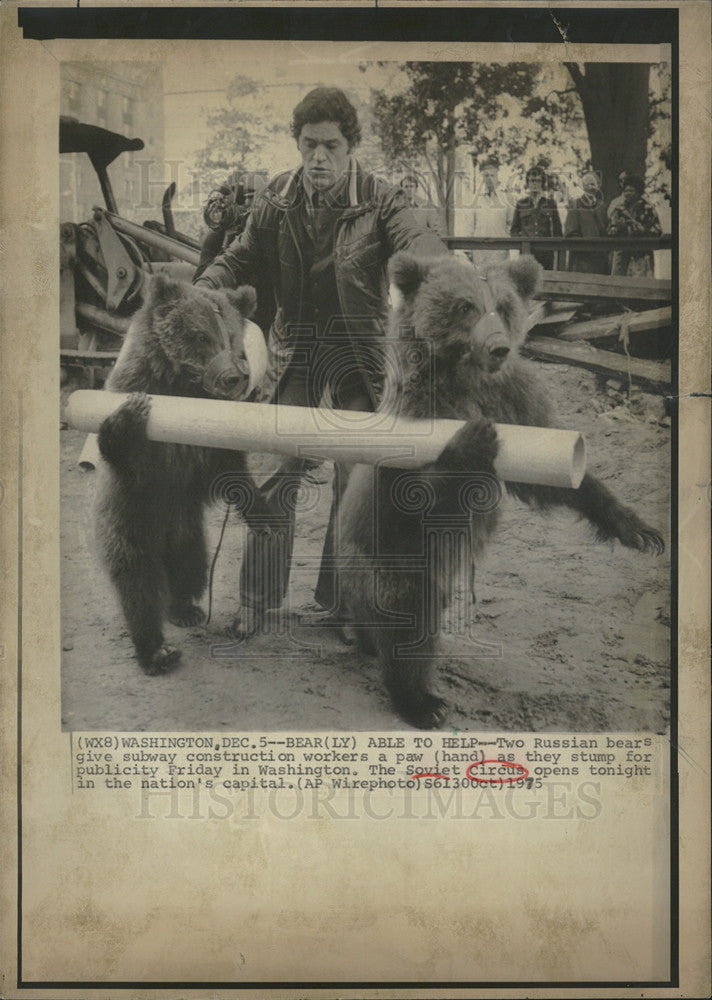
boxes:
[194,86,446,636]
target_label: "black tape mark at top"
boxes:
[18,6,677,44]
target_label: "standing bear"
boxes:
[95,273,270,675]
[336,253,665,729]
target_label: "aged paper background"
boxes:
[0,1,709,996]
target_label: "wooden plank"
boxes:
[557,306,672,342]
[525,302,579,333]
[531,308,578,328]
[537,272,672,304]
[60,349,119,360]
[524,302,548,333]
[522,335,671,387]
[549,300,582,312]
[444,236,672,252]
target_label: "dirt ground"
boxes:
[60,362,671,733]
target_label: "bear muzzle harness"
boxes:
[201,300,268,400]
[473,275,511,372]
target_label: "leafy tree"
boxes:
[370,62,540,234]
[647,62,672,203]
[529,62,671,205]
[371,61,671,226]
[193,75,284,183]
[519,66,590,186]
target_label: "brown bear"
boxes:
[95,273,271,675]
[336,253,665,729]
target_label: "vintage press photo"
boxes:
[0,2,710,995]
[57,46,671,736]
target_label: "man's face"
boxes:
[401,180,418,204]
[298,121,350,190]
[481,166,498,191]
[527,172,543,194]
[622,184,638,206]
[582,173,599,197]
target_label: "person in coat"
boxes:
[399,174,445,236]
[510,165,563,270]
[564,171,610,274]
[471,156,513,268]
[194,86,446,636]
[607,172,662,277]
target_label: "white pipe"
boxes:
[65,391,586,488]
[77,432,101,471]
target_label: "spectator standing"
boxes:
[564,171,610,274]
[510,165,563,270]
[471,156,513,267]
[607,173,662,277]
[194,87,446,636]
[399,174,445,237]
[607,169,633,221]
[607,169,633,275]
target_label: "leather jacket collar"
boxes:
[262,159,376,218]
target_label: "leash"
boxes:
[205,501,232,626]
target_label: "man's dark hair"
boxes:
[617,168,632,189]
[478,156,500,171]
[624,173,646,196]
[525,165,548,188]
[290,87,362,149]
[400,174,419,187]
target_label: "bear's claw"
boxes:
[610,511,665,555]
[397,692,449,730]
[620,526,665,555]
[440,418,499,472]
[98,392,153,467]
[141,644,182,675]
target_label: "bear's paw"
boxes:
[439,418,499,473]
[98,391,152,467]
[141,643,182,675]
[168,603,207,628]
[397,691,449,730]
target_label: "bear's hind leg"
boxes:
[370,571,448,729]
[377,628,448,730]
[111,555,180,675]
[165,505,209,627]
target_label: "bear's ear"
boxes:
[388,252,430,299]
[146,272,189,312]
[224,284,257,319]
[505,254,543,301]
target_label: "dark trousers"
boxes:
[239,342,374,613]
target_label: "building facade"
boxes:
[60,62,166,225]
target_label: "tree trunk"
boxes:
[443,147,458,236]
[566,63,651,206]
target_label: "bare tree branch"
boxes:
[542,87,579,102]
[421,148,445,203]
